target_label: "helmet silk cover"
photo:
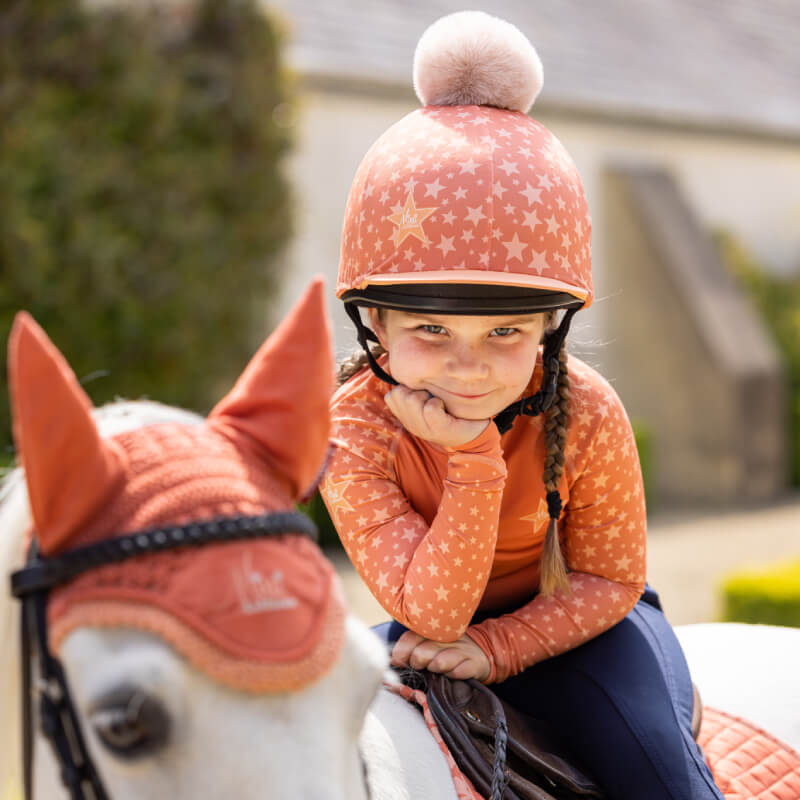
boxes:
[338,105,593,309]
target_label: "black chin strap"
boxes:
[493,307,577,434]
[344,304,397,386]
[346,304,578,435]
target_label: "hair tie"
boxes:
[546,490,562,520]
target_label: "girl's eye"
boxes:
[418,325,446,335]
[490,327,518,337]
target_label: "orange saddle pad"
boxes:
[698,706,800,800]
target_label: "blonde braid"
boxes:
[539,341,571,595]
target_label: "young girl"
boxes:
[320,12,723,800]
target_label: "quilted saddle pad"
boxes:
[699,706,800,800]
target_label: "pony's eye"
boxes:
[89,685,170,759]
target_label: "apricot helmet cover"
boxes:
[336,11,593,316]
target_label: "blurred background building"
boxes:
[265,0,800,508]
[1,0,797,625]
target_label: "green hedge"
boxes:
[721,559,800,628]
[714,231,800,486]
[299,490,340,551]
[0,0,294,459]
[632,419,654,510]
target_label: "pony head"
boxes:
[8,277,343,693]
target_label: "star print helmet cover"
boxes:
[337,11,593,318]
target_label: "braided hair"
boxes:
[337,343,385,386]
[539,340,571,595]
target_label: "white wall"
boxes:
[273,92,418,363]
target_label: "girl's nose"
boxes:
[445,345,489,379]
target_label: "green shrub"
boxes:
[714,231,800,486]
[0,0,294,458]
[299,490,341,551]
[632,419,654,510]
[721,559,800,628]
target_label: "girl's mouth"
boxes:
[443,389,491,399]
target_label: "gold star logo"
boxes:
[520,498,550,530]
[387,191,438,246]
[320,474,356,518]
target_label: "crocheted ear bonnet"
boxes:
[9,278,343,692]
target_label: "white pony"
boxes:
[0,409,453,800]
[2,283,799,800]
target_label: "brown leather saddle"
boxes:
[408,671,703,800]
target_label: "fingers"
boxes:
[391,634,445,670]
[427,648,470,675]
[391,633,490,681]
[384,384,490,448]
[393,638,470,674]
[390,630,426,667]
[385,386,437,420]
[445,658,486,681]
[421,394,447,424]
[385,386,447,439]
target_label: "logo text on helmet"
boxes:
[387,191,438,247]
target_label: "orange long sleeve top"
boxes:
[320,353,647,683]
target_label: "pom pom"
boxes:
[413,11,543,113]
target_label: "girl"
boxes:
[320,11,723,800]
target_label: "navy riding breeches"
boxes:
[373,585,724,800]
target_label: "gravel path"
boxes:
[330,493,800,628]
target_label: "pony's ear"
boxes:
[7,313,126,555]
[209,277,335,499]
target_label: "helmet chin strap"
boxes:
[344,304,398,386]
[345,304,577,434]
[493,307,577,434]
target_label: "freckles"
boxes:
[497,346,537,386]
[388,339,439,383]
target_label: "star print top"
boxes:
[320,353,647,683]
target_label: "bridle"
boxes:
[10,510,318,800]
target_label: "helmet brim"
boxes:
[341,284,583,315]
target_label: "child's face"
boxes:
[369,308,546,421]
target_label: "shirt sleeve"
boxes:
[466,381,647,683]
[320,401,507,641]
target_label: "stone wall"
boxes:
[603,166,786,503]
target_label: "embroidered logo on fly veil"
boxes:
[232,551,299,615]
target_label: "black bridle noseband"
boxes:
[10,511,318,800]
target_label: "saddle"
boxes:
[407,671,704,800]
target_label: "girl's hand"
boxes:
[384,385,490,449]
[390,630,491,682]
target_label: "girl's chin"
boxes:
[443,398,510,420]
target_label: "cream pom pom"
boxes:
[413,11,543,113]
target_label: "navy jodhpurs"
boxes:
[373,586,724,800]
